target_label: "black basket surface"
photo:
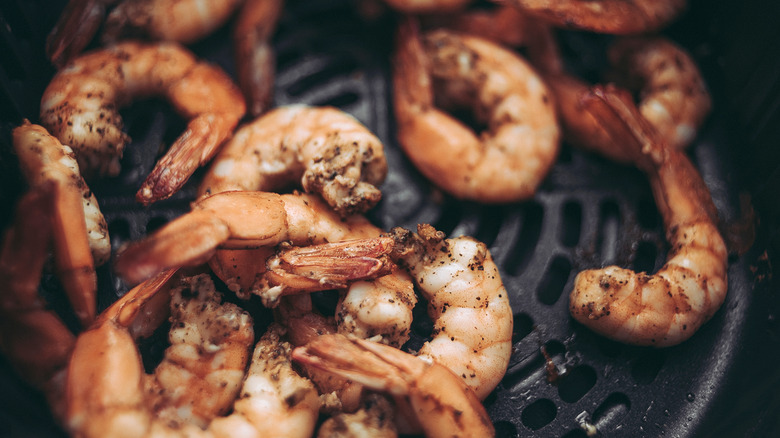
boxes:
[1,0,779,437]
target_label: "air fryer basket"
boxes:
[1,0,779,436]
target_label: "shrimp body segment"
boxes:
[569,86,727,347]
[608,37,712,150]
[389,224,513,400]
[293,334,495,438]
[199,105,388,216]
[12,121,102,326]
[508,0,687,35]
[40,41,246,204]
[393,19,560,202]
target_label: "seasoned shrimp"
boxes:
[293,334,495,438]
[101,0,244,45]
[569,85,728,347]
[199,105,388,216]
[12,122,100,326]
[389,224,513,400]
[233,0,284,117]
[0,185,76,423]
[66,272,321,438]
[316,393,398,438]
[40,41,246,205]
[608,37,712,150]
[507,0,687,35]
[393,18,560,202]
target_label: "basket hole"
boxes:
[637,195,661,230]
[504,201,543,276]
[560,200,582,247]
[558,365,597,403]
[632,240,658,273]
[475,205,505,248]
[536,256,572,306]
[630,350,666,384]
[494,420,518,438]
[597,200,621,264]
[592,392,631,430]
[512,312,534,343]
[521,398,557,431]
[312,90,360,109]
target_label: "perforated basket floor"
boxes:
[1,0,779,437]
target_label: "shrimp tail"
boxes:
[264,237,395,291]
[46,0,114,68]
[114,210,230,285]
[233,0,284,117]
[393,17,433,115]
[136,113,239,205]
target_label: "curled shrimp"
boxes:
[608,36,712,150]
[12,122,101,326]
[233,0,284,117]
[40,41,246,205]
[199,105,389,216]
[66,272,321,437]
[507,0,688,35]
[389,224,513,400]
[46,0,118,68]
[293,334,495,437]
[0,184,76,423]
[393,18,560,203]
[569,85,728,347]
[101,0,244,45]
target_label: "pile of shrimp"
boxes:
[0,0,742,436]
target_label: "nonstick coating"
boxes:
[1,0,779,437]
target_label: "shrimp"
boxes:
[233,0,284,117]
[316,393,398,438]
[293,334,495,438]
[66,272,321,438]
[0,184,76,423]
[569,85,728,347]
[393,18,560,203]
[199,105,388,216]
[507,0,688,35]
[101,0,244,45]
[388,224,513,400]
[114,191,407,306]
[12,121,101,326]
[608,37,712,150]
[40,41,246,205]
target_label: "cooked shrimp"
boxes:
[316,393,398,438]
[393,18,560,202]
[115,192,402,304]
[199,105,388,216]
[507,0,687,35]
[12,121,100,326]
[13,120,109,266]
[101,0,244,45]
[608,37,712,150]
[233,0,284,117]
[40,41,246,205]
[389,224,513,400]
[293,334,495,438]
[46,0,118,68]
[569,85,728,347]
[66,272,320,438]
[0,184,76,423]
